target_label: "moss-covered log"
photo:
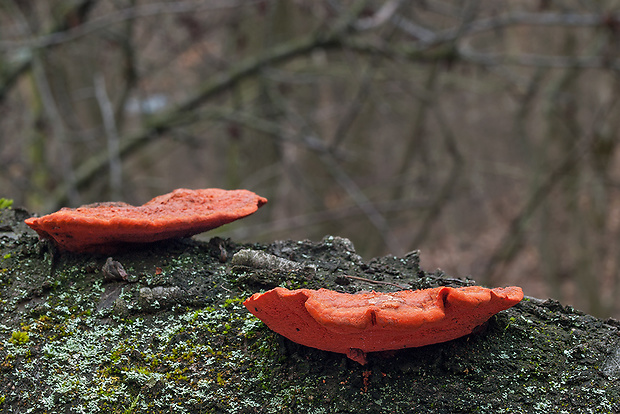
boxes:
[1,206,619,413]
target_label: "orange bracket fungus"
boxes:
[244,285,523,364]
[25,188,267,253]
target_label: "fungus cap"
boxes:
[244,285,523,364]
[25,188,267,252]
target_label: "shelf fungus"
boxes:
[244,285,523,364]
[25,188,267,253]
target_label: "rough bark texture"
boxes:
[1,206,619,413]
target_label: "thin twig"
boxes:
[392,61,440,201]
[408,98,464,249]
[320,152,401,255]
[0,0,257,51]
[328,62,377,150]
[344,275,408,290]
[31,54,80,208]
[0,0,98,102]
[93,73,123,199]
[482,138,589,285]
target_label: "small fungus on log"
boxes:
[244,285,523,364]
[25,188,267,253]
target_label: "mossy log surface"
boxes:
[1,207,619,413]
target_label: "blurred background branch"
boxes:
[2,0,620,318]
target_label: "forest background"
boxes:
[2,0,620,318]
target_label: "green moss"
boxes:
[222,297,244,308]
[121,393,141,414]
[9,330,29,345]
[0,198,13,209]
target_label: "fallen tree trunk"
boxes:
[0,207,619,413]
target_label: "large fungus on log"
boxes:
[244,285,523,364]
[25,188,267,253]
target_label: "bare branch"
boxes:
[0,0,98,102]
[407,98,464,250]
[430,11,609,47]
[319,151,401,255]
[93,73,122,200]
[0,0,256,51]
[482,133,589,286]
[459,44,620,69]
[48,0,372,208]
[354,0,403,31]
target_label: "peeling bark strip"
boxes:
[244,285,523,365]
[231,249,308,272]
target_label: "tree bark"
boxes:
[0,206,619,413]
